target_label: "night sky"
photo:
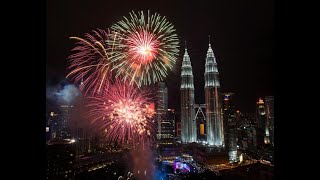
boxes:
[47,0,274,113]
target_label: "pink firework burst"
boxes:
[127,30,160,65]
[87,81,156,146]
[67,29,113,96]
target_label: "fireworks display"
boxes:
[87,81,156,145]
[109,10,180,86]
[67,29,112,96]
[66,10,179,146]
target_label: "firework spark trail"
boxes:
[86,80,156,146]
[66,11,178,146]
[109,10,180,87]
[67,29,112,96]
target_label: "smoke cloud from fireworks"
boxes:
[46,83,81,104]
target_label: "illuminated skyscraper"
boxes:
[204,39,224,146]
[156,82,168,140]
[265,96,274,146]
[256,98,270,145]
[158,109,176,145]
[56,104,74,139]
[180,46,196,143]
[47,105,73,140]
[223,93,238,162]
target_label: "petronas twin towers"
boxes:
[180,40,224,146]
[180,47,197,143]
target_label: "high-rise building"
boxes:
[47,105,74,140]
[236,112,258,150]
[157,109,176,145]
[59,105,74,139]
[180,46,197,143]
[246,126,257,149]
[156,82,168,140]
[46,111,56,142]
[204,40,224,146]
[256,98,270,145]
[265,96,274,146]
[47,139,76,179]
[238,126,256,151]
[47,111,59,140]
[223,93,238,162]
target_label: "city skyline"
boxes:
[47,0,274,113]
[46,1,275,179]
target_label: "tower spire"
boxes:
[184,40,189,57]
[209,35,211,47]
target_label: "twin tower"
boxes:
[180,40,224,146]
